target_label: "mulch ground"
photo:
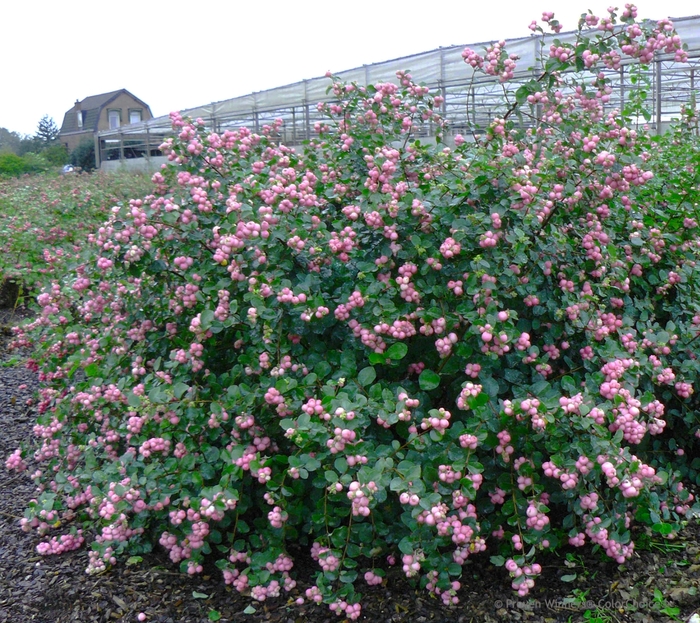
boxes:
[2,306,700,623]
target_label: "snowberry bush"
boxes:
[8,5,700,617]
[0,170,154,297]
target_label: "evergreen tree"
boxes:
[35,115,59,145]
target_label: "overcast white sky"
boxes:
[3,0,699,136]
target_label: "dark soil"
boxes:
[2,307,700,623]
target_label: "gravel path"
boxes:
[2,307,700,623]
[0,308,47,621]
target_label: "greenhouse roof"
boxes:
[97,14,700,150]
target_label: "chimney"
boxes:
[75,99,81,111]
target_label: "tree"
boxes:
[0,127,22,155]
[69,139,96,171]
[35,115,59,145]
[18,135,40,156]
[42,144,69,165]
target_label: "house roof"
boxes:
[59,89,151,135]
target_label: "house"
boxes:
[59,89,153,153]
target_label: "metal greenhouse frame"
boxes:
[96,14,700,170]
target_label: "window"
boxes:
[108,109,121,130]
[129,109,142,124]
[77,111,83,128]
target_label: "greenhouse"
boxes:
[96,14,700,170]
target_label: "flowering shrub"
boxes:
[8,6,700,617]
[0,170,153,297]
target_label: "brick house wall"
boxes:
[59,89,153,153]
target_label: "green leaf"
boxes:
[200,463,216,481]
[397,460,421,481]
[515,84,533,105]
[334,456,348,474]
[192,591,209,599]
[208,610,222,621]
[358,366,377,386]
[127,392,141,408]
[200,308,215,330]
[385,342,408,361]
[561,375,577,394]
[304,373,318,386]
[398,536,414,555]
[314,361,332,378]
[148,259,167,273]
[481,376,500,397]
[419,369,441,391]
[390,477,405,491]
[325,470,338,483]
[300,454,319,470]
[369,352,386,365]
[148,386,168,404]
[560,574,577,582]
[652,522,674,535]
[203,445,220,463]
[173,382,189,399]
[504,369,524,384]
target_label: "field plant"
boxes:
[0,147,69,178]
[0,170,154,298]
[0,152,50,177]
[7,5,700,618]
